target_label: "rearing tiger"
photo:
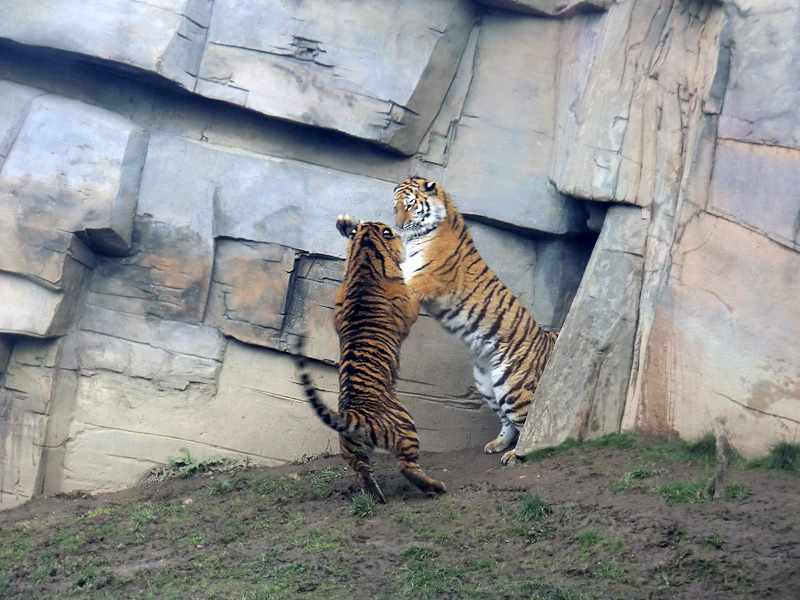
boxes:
[294,215,446,502]
[393,176,558,465]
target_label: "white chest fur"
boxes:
[401,236,428,284]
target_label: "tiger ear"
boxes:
[424,180,436,193]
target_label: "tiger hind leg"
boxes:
[475,360,518,454]
[340,436,386,503]
[497,393,532,465]
[393,427,446,497]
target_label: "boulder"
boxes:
[706,139,800,250]
[477,0,612,17]
[443,12,588,234]
[0,0,211,90]
[719,0,800,149]
[139,132,395,258]
[0,81,41,171]
[636,213,800,457]
[0,250,93,338]
[196,0,474,154]
[516,205,648,454]
[205,240,296,348]
[0,94,148,255]
[0,337,76,508]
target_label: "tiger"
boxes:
[393,176,558,465]
[294,215,446,503]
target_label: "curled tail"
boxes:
[294,340,355,434]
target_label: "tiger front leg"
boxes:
[484,419,519,455]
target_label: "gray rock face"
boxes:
[197,0,475,155]
[205,240,296,348]
[477,0,612,16]
[442,12,589,234]
[516,205,648,454]
[0,0,211,90]
[0,0,473,154]
[1,0,798,507]
[718,0,800,149]
[0,93,147,255]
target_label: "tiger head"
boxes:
[393,176,448,240]
[336,214,406,265]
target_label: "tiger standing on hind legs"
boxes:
[393,176,558,465]
[294,215,446,503]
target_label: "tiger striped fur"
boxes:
[294,215,446,503]
[393,176,558,465]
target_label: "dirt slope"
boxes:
[1,436,798,599]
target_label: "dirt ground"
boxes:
[1,435,798,600]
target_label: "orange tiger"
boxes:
[294,215,446,502]
[393,176,558,465]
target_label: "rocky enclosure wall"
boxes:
[1,0,798,509]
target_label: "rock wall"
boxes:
[518,0,800,458]
[0,0,798,508]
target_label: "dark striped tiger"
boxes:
[294,215,446,502]
[393,176,558,465]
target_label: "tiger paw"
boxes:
[500,450,522,466]
[484,438,513,454]
[336,214,361,239]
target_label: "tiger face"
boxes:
[336,214,405,265]
[393,176,448,240]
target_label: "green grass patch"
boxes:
[587,431,638,450]
[724,483,748,500]
[578,530,601,549]
[611,466,666,491]
[248,474,298,496]
[398,563,464,598]
[206,479,234,496]
[643,434,718,463]
[311,466,350,495]
[744,441,800,473]
[654,479,709,504]
[131,506,157,525]
[28,564,51,583]
[349,492,377,518]
[402,547,439,561]
[700,533,724,549]
[516,493,551,522]
[592,560,627,581]
[524,438,581,461]
[55,531,82,551]
[497,577,590,600]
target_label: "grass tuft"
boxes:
[516,493,551,522]
[398,563,464,598]
[132,506,157,525]
[403,547,439,561]
[611,466,666,491]
[654,479,708,504]
[524,438,581,462]
[578,530,601,549]
[724,483,748,500]
[593,560,627,581]
[349,492,377,518]
[248,475,297,496]
[587,431,638,450]
[206,479,234,496]
[746,441,800,473]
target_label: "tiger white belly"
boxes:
[401,236,428,283]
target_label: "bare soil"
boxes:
[1,438,798,599]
